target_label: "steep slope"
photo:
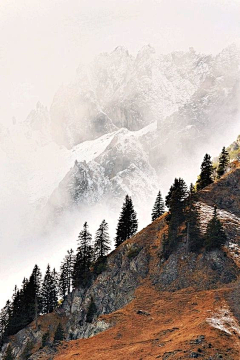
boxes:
[2,164,240,360]
[45,125,159,219]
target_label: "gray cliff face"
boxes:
[0,239,149,360]
[62,241,149,340]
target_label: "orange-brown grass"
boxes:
[54,284,240,360]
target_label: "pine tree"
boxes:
[186,202,202,252]
[59,249,75,300]
[3,345,14,360]
[41,265,58,314]
[196,154,213,190]
[115,195,138,248]
[163,178,188,258]
[54,323,64,342]
[72,222,93,288]
[165,178,188,221]
[217,147,230,178]
[86,297,97,323]
[204,207,227,250]
[94,220,111,259]
[151,191,165,221]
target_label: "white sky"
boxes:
[0,0,240,308]
[0,0,240,126]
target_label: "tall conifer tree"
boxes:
[204,207,227,250]
[94,220,111,259]
[115,195,138,248]
[196,154,213,190]
[41,265,58,314]
[217,147,230,178]
[151,191,165,221]
[72,222,93,288]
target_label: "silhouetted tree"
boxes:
[196,154,213,190]
[163,178,188,258]
[204,206,227,250]
[94,220,111,259]
[59,249,74,300]
[115,195,138,247]
[151,191,165,221]
[165,178,188,222]
[73,222,93,288]
[41,265,58,314]
[217,147,230,178]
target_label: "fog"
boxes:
[1,0,240,309]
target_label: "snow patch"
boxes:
[206,307,240,336]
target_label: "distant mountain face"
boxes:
[1,44,240,239]
[49,45,213,148]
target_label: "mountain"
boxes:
[1,45,240,225]
[1,161,240,359]
[44,43,240,225]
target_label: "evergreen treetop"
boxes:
[196,154,213,191]
[217,146,230,178]
[165,178,188,217]
[204,206,227,250]
[115,195,138,248]
[41,265,58,314]
[151,191,165,222]
[72,222,93,288]
[94,220,111,259]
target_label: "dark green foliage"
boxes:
[165,178,188,221]
[54,323,64,342]
[59,249,75,300]
[94,220,111,259]
[1,265,42,340]
[72,222,93,288]
[204,207,227,250]
[115,195,138,248]
[163,178,188,258]
[93,256,107,276]
[127,247,141,260]
[217,147,230,178]
[42,331,50,348]
[162,215,179,259]
[86,298,97,323]
[151,191,165,221]
[41,265,58,314]
[186,202,203,252]
[3,345,14,360]
[196,154,213,190]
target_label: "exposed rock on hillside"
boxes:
[1,165,240,360]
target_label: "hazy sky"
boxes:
[0,0,240,308]
[0,0,240,126]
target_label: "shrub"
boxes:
[86,298,97,323]
[127,247,141,260]
[54,323,64,342]
[93,256,107,276]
